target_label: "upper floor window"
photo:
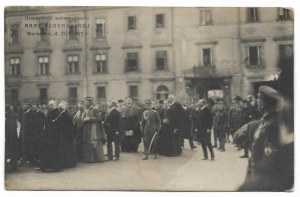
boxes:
[278,44,293,67]
[200,10,212,26]
[248,46,262,66]
[155,14,165,28]
[95,53,107,73]
[38,56,49,75]
[156,51,168,70]
[8,24,20,44]
[67,55,79,74]
[202,48,213,66]
[9,57,20,76]
[278,8,292,20]
[128,16,136,30]
[95,19,105,39]
[39,23,49,42]
[125,52,138,72]
[247,8,259,22]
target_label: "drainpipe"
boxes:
[83,7,88,98]
[171,8,177,96]
[237,7,244,97]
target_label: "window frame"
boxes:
[68,87,78,104]
[129,85,138,101]
[155,50,168,70]
[278,8,292,20]
[125,52,139,72]
[38,56,50,75]
[8,24,20,44]
[200,10,213,26]
[95,18,106,39]
[67,55,79,74]
[247,45,262,67]
[247,8,260,22]
[97,86,106,100]
[9,57,21,76]
[155,14,165,28]
[95,53,107,73]
[128,16,137,30]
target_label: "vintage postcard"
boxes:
[4,6,294,191]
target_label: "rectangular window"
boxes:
[39,88,48,103]
[247,8,259,22]
[278,8,291,20]
[200,10,212,25]
[95,19,105,39]
[279,44,293,66]
[67,55,79,74]
[95,53,107,73]
[68,87,78,104]
[38,56,49,75]
[128,16,136,30]
[8,24,19,43]
[129,85,138,100]
[248,46,261,66]
[97,87,106,100]
[10,89,19,104]
[9,57,20,76]
[126,52,138,72]
[68,24,78,40]
[156,51,168,70]
[156,14,165,28]
[39,23,49,42]
[202,48,212,66]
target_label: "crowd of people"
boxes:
[5,85,294,191]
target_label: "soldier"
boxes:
[228,96,243,143]
[212,97,227,151]
[239,86,282,191]
[104,101,121,161]
[141,100,161,160]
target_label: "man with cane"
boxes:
[141,100,161,160]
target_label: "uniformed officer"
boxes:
[141,100,161,160]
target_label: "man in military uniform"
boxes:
[141,100,161,160]
[212,97,227,151]
[239,86,282,191]
[228,96,243,143]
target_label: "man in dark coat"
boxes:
[31,103,45,164]
[158,94,184,156]
[38,100,64,172]
[181,102,196,149]
[104,101,121,160]
[5,104,19,171]
[121,98,142,152]
[73,101,85,162]
[195,99,214,160]
[21,103,37,166]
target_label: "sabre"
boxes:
[147,131,159,154]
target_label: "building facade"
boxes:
[5,7,294,105]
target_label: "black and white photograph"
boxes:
[2,1,295,193]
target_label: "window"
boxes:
[248,46,261,66]
[39,23,49,42]
[68,24,78,40]
[10,89,19,104]
[9,57,20,76]
[278,44,293,67]
[247,8,259,22]
[95,53,107,73]
[156,51,168,70]
[128,16,136,30]
[95,19,105,39]
[156,85,169,100]
[156,14,165,28]
[125,52,138,72]
[278,8,292,20]
[200,10,212,25]
[39,88,48,103]
[97,87,106,100]
[38,56,49,75]
[67,55,79,74]
[202,48,212,66]
[8,24,19,43]
[68,87,78,104]
[129,85,138,100]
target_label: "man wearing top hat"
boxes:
[141,100,161,160]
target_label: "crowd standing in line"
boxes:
[5,87,293,191]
